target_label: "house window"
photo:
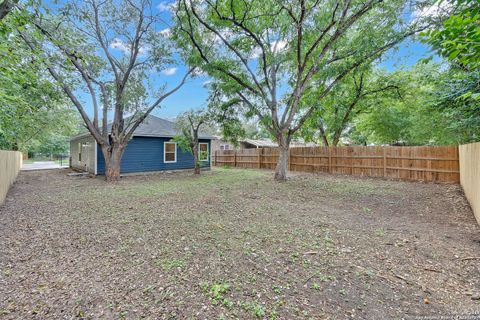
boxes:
[78,142,82,162]
[199,143,209,161]
[164,142,177,163]
[220,144,231,151]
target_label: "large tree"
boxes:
[14,0,193,181]
[174,0,435,180]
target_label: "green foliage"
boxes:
[431,69,480,141]
[350,63,480,145]
[207,90,273,144]
[240,301,266,318]
[29,135,71,158]
[297,68,403,146]
[0,8,77,151]
[354,104,411,145]
[206,87,246,146]
[157,258,186,271]
[200,281,231,306]
[420,0,480,71]
[418,0,479,139]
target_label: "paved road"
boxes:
[21,161,69,171]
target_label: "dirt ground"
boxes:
[0,168,479,319]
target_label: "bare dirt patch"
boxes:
[0,168,479,319]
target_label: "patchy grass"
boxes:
[0,168,479,319]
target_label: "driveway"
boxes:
[21,161,68,171]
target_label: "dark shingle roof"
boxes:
[71,115,213,141]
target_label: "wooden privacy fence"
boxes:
[459,142,480,224]
[214,145,460,183]
[0,150,23,205]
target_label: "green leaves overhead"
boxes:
[0,9,77,151]
[420,0,480,70]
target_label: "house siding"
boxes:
[70,136,96,174]
[96,136,211,175]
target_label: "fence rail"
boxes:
[0,150,23,205]
[214,145,460,183]
[459,142,480,224]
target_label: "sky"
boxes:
[71,0,440,120]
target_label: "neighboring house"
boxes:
[239,138,278,149]
[210,135,234,153]
[210,137,275,154]
[239,139,318,148]
[211,136,319,155]
[70,115,213,175]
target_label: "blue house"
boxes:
[69,115,213,175]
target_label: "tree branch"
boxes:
[124,68,194,140]
[18,31,106,145]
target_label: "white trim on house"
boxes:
[199,142,209,161]
[164,141,177,163]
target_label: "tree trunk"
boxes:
[319,125,329,147]
[192,141,200,174]
[0,0,18,21]
[274,133,290,182]
[332,136,340,146]
[101,143,125,182]
[331,127,341,146]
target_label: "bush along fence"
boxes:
[0,150,23,205]
[214,146,460,183]
[459,142,480,224]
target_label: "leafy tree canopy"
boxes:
[0,8,77,151]
[297,66,403,146]
[421,0,480,72]
[351,63,480,145]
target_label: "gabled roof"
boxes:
[71,115,214,141]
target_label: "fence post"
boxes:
[214,150,217,166]
[328,147,332,173]
[234,150,237,167]
[288,148,292,171]
[258,148,262,169]
[383,147,387,177]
